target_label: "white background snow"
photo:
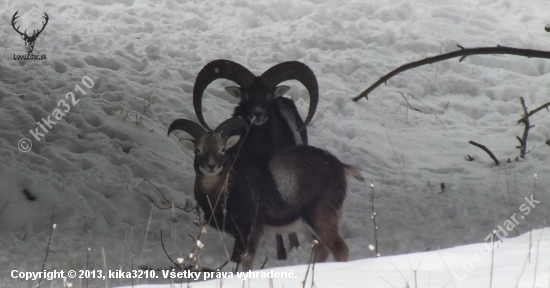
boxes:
[0,0,549,287]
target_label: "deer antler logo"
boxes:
[11,11,49,54]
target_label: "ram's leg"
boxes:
[241,227,264,271]
[275,234,287,260]
[305,207,348,262]
[310,217,348,262]
[231,239,245,263]
[299,228,328,263]
[288,232,300,250]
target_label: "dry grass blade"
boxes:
[437,247,456,288]
[389,259,410,287]
[37,206,56,288]
[309,94,349,127]
[407,93,447,131]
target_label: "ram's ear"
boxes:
[273,85,290,98]
[225,86,242,98]
[179,139,195,151]
[225,135,241,149]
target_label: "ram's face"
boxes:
[195,134,228,175]
[242,81,275,125]
[182,133,241,176]
[225,78,290,126]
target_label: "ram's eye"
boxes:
[221,148,226,153]
[195,148,201,154]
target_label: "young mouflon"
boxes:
[168,117,363,271]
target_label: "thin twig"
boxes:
[469,141,500,165]
[301,241,317,288]
[397,92,422,122]
[514,252,531,288]
[517,100,550,123]
[311,254,317,288]
[160,230,180,267]
[532,230,543,288]
[389,259,410,287]
[370,182,379,256]
[202,117,256,224]
[86,247,90,288]
[16,232,27,241]
[432,44,443,89]
[407,259,422,288]
[437,247,456,288]
[185,207,210,270]
[203,194,231,265]
[441,101,450,114]
[354,45,550,101]
[387,133,407,189]
[378,274,397,288]
[200,118,256,265]
[137,203,154,285]
[517,97,533,159]
[0,202,12,219]
[260,257,269,270]
[489,230,495,288]
[528,174,537,263]
[142,179,194,212]
[309,95,349,127]
[120,230,128,286]
[102,247,109,288]
[37,206,56,288]
[408,93,447,131]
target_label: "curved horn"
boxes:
[260,61,319,131]
[214,117,248,139]
[193,59,256,130]
[167,119,207,140]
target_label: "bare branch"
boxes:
[160,230,181,268]
[469,141,500,166]
[142,179,194,212]
[517,100,550,123]
[353,45,550,101]
[517,97,531,158]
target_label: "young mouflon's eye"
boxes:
[195,148,201,154]
[221,148,226,153]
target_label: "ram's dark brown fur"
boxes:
[192,59,320,260]
[169,118,358,271]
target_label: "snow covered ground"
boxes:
[1,0,549,287]
[120,228,550,288]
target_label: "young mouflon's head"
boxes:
[167,118,246,175]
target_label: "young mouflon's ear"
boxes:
[225,135,241,149]
[179,139,195,151]
[273,85,290,98]
[225,86,242,98]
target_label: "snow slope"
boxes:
[120,228,550,288]
[0,0,549,287]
